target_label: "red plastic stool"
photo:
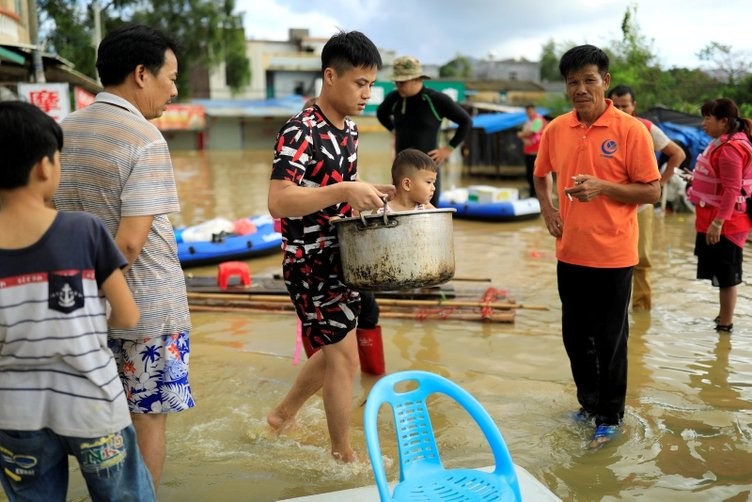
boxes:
[217,261,251,290]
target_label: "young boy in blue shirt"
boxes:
[0,101,155,501]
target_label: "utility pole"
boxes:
[27,0,46,83]
[92,0,102,49]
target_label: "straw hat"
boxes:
[390,56,431,82]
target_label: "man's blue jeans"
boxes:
[0,425,155,502]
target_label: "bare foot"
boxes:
[588,436,612,449]
[332,448,358,463]
[588,424,619,449]
[267,408,295,433]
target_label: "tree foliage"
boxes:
[38,1,98,78]
[439,56,472,79]
[38,0,250,98]
[538,40,561,82]
[697,42,751,87]
[603,4,749,115]
[606,4,664,108]
[533,4,751,118]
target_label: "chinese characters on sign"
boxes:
[18,83,71,122]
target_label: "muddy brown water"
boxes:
[18,147,752,501]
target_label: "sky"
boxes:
[235,0,750,70]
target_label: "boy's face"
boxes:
[403,169,436,205]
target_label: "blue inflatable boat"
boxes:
[438,187,541,222]
[174,214,282,267]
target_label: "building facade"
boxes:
[0,1,101,97]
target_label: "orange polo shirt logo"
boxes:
[600,139,618,158]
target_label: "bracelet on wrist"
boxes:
[711,220,723,228]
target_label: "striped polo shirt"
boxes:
[0,212,131,436]
[53,92,190,339]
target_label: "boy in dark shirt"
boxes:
[0,101,153,501]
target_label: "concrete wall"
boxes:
[163,130,203,151]
[164,115,393,153]
[204,117,243,150]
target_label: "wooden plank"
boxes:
[188,304,515,323]
[185,292,542,310]
[183,274,497,301]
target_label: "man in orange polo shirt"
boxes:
[533,45,660,447]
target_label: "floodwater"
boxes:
[24,146,752,501]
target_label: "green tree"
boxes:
[539,92,570,117]
[439,56,472,79]
[37,1,98,78]
[734,74,752,115]
[38,0,251,98]
[665,67,722,113]
[539,40,561,82]
[219,1,251,95]
[538,4,749,118]
[129,0,250,97]
[606,4,667,109]
[697,41,751,87]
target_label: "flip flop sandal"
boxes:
[715,323,733,333]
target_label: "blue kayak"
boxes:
[174,214,282,267]
[438,187,541,222]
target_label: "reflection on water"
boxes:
[52,148,752,502]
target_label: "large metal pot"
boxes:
[333,208,456,291]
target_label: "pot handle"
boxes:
[381,197,389,226]
[359,196,391,227]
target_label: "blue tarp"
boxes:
[471,112,528,134]
[191,95,306,117]
[468,108,549,134]
[655,121,711,170]
[640,107,712,169]
[470,107,711,169]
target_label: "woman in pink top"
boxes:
[689,98,752,333]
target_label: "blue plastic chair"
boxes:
[364,370,522,501]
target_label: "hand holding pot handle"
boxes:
[373,183,397,201]
[345,181,391,213]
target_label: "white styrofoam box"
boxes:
[467,185,519,203]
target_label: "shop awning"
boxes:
[0,45,26,65]
[0,42,101,94]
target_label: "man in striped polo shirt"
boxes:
[53,24,193,490]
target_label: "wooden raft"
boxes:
[185,274,546,323]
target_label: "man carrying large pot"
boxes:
[266,30,394,463]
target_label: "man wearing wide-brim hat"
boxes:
[377,55,472,206]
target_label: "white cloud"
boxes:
[238,1,340,40]
[234,0,751,69]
